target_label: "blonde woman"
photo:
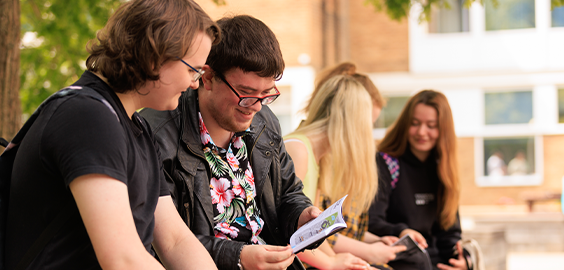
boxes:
[368,90,467,270]
[285,63,404,269]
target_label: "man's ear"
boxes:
[201,65,214,91]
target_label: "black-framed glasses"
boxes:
[176,56,205,82]
[218,74,280,107]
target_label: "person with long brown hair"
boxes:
[368,90,467,270]
[285,62,405,269]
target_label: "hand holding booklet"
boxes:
[289,195,348,253]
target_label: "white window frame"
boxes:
[474,135,543,186]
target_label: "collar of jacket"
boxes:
[177,89,266,160]
[175,89,270,228]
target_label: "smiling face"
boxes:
[408,103,440,161]
[200,68,276,136]
[141,31,212,111]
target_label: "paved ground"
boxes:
[507,252,564,270]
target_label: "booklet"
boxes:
[391,234,425,261]
[290,195,348,253]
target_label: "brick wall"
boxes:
[348,0,409,73]
[197,0,325,69]
[458,135,564,206]
[196,0,409,73]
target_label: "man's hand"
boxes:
[399,228,428,249]
[240,245,295,270]
[437,241,468,270]
[298,206,322,228]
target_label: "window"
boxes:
[374,96,410,129]
[558,88,564,123]
[484,137,534,176]
[428,0,470,33]
[476,136,542,186]
[485,0,535,31]
[552,2,564,27]
[484,90,533,125]
[269,85,293,136]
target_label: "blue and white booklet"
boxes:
[290,195,348,253]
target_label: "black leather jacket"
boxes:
[141,89,311,270]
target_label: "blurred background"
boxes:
[2,0,564,269]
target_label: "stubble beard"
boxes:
[209,105,252,133]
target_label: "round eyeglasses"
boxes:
[217,74,280,107]
[176,57,205,82]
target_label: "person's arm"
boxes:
[331,233,406,264]
[276,132,314,240]
[363,231,399,246]
[297,241,371,270]
[368,155,409,237]
[239,245,296,270]
[152,196,217,269]
[70,174,164,270]
[434,212,465,269]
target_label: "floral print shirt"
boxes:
[199,113,264,244]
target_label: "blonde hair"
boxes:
[304,62,386,114]
[290,75,378,212]
[378,90,459,230]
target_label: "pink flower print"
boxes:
[214,231,228,240]
[249,220,259,233]
[210,177,234,213]
[216,222,240,238]
[251,234,259,244]
[233,136,243,149]
[198,113,211,144]
[249,220,264,244]
[245,168,255,186]
[232,179,245,199]
[226,151,239,171]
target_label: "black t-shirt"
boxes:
[368,148,461,269]
[6,71,169,270]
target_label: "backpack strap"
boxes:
[3,86,116,270]
[379,152,400,189]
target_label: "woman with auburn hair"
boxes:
[368,90,467,270]
[285,63,405,270]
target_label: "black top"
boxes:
[140,89,311,270]
[368,148,461,269]
[6,71,169,270]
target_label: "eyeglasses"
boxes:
[218,74,280,107]
[176,57,205,82]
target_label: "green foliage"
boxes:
[364,0,475,22]
[19,0,122,117]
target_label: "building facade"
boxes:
[198,0,564,208]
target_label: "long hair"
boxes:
[378,90,459,230]
[290,75,378,212]
[304,62,386,114]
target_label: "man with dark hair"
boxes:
[140,15,319,270]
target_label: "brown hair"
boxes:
[86,0,220,93]
[304,62,386,114]
[378,90,459,230]
[206,15,284,80]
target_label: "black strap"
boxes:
[14,202,76,270]
[0,138,8,148]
